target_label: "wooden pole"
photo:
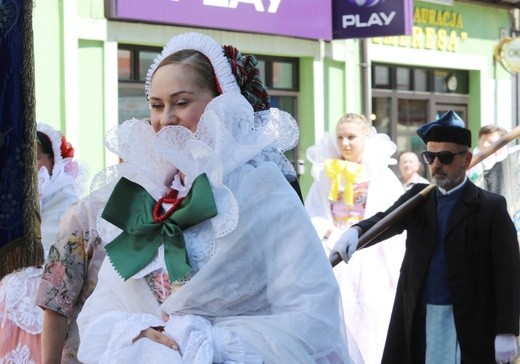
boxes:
[330,184,435,267]
[468,124,520,169]
[330,124,520,267]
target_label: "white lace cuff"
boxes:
[79,311,167,364]
[165,314,214,362]
[108,312,166,353]
[164,314,261,363]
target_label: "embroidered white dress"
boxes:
[305,130,406,364]
[77,93,352,363]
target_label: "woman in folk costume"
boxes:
[305,113,406,364]
[77,32,350,363]
[0,123,86,363]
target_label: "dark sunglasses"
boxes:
[421,150,467,165]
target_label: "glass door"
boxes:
[433,104,468,126]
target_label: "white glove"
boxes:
[329,228,359,263]
[495,334,518,363]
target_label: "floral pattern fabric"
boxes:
[144,269,173,305]
[35,196,105,364]
[331,181,369,230]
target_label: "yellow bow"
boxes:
[325,159,363,206]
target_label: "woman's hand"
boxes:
[133,326,179,350]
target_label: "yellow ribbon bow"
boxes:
[325,159,363,206]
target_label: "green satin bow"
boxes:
[102,173,217,281]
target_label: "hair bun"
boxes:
[223,45,270,112]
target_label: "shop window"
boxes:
[373,65,391,89]
[256,56,301,174]
[397,99,429,154]
[139,51,158,82]
[413,69,428,92]
[396,67,411,91]
[118,49,132,81]
[118,45,161,124]
[372,64,468,94]
[371,97,391,136]
[433,70,449,93]
[371,64,469,168]
[258,56,298,91]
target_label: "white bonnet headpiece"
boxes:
[36,122,88,199]
[37,123,66,168]
[145,32,298,181]
[145,32,240,99]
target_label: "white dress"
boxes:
[77,93,352,363]
[305,129,406,364]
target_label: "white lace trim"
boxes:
[307,126,397,181]
[0,343,36,364]
[92,119,217,280]
[0,267,43,335]
[164,314,214,363]
[107,312,165,353]
[95,34,299,282]
[37,122,64,167]
[143,32,298,182]
[37,123,88,200]
[95,93,298,281]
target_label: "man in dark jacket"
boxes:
[331,110,520,363]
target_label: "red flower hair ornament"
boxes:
[60,135,74,159]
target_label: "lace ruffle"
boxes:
[37,123,64,167]
[91,119,217,280]
[107,312,165,353]
[165,314,214,363]
[38,158,88,201]
[94,91,298,281]
[0,267,43,335]
[307,127,397,181]
[37,123,88,200]
[0,343,36,364]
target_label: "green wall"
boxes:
[33,1,106,189]
[298,58,315,196]
[77,0,105,18]
[325,59,347,133]
[78,40,106,184]
[299,58,346,198]
[33,0,65,130]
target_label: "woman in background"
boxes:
[0,123,85,363]
[305,113,405,364]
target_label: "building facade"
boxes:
[33,0,519,195]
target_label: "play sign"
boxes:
[333,0,413,39]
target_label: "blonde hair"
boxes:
[336,113,371,134]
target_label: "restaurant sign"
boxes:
[495,37,520,73]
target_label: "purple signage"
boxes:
[332,0,413,39]
[108,0,332,41]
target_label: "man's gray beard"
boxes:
[432,175,462,191]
